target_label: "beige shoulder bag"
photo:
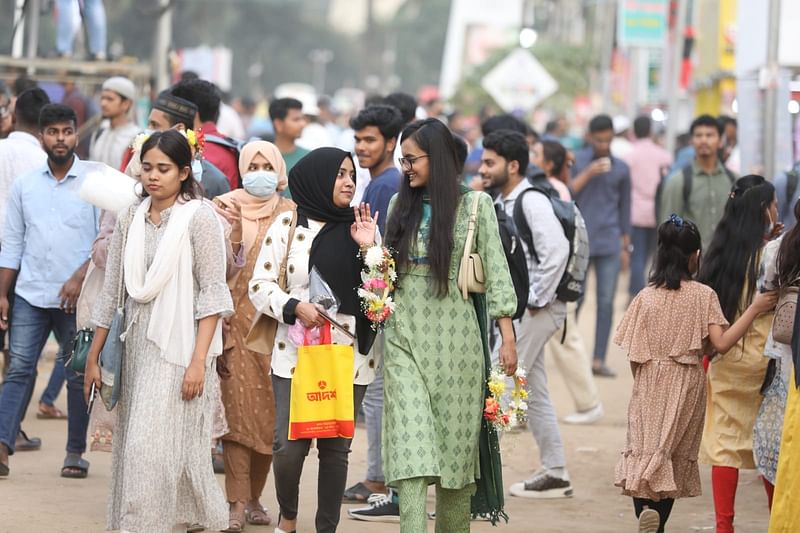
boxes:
[773,275,800,345]
[457,192,486,299]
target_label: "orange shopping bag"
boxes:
[289,322,355,440]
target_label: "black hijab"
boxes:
[289,147,376,355]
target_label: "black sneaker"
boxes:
[347,489,400,522]
[510,474,573,499]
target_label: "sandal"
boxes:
[224,509,246,532]
[342,481,373,502]
[37,403,67,420]
[61,453,89,479]
[245,503,272,525]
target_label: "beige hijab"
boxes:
[215,140,291,253]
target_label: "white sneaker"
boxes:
[638,508,660,533]
[562,403,604,425]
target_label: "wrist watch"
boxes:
[625,244,634,253]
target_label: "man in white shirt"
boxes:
[0,88,49,237]
[480,130,573,499]
[89,76,139,170]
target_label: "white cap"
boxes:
[102,76,136,101]
[613,115,631,134]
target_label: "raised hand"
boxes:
[351,203,379,247]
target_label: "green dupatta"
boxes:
[470,292,508,525]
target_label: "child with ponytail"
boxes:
[614,215,776,533]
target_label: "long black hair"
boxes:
[384,118,462,297]
[540,140,568,177]
[777,198,800,286]
[139,130,201,200]
[649,215,702,290]
[698,175,775,321]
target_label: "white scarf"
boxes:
[123,197,223,368]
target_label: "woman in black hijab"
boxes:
[249,147,378,533]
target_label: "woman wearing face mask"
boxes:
[249,147,378,533]
[83,130,233,533]
[212,141,294,532]
[698,175,780,532]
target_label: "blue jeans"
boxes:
[56,0,107,56]
[0,296,88,454]
[629,226,657,296]
[362,370,384,482]
[586,254,621,364]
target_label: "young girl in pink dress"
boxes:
[614,215,776,533]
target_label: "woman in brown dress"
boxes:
[614,216,776,533]
[214,141,294,532]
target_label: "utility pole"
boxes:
[599,0,616,111]
[152,0,173,91]
[25,0,41,60]
[763,0,781,180]
[666,0,688,155]
[12,0,26,58]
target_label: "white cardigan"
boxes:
[248,212,377,386]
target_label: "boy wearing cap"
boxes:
[89,76,139,170]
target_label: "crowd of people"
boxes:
[0,70,798,533]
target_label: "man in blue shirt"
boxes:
[346,103,403,522]
[0,104,99,478]
[352,104,404,236]
[570,114,632,378]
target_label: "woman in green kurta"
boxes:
[383,118,518,532]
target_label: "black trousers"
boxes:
[272,375,367,533]
[633,497,675,533]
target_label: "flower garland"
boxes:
[484,367,527,432]
[130,127,204,154]
[357,245,397,330]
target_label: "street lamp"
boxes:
[519,28,538,49]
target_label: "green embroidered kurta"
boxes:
[383,190,516,489]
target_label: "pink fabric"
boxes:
[624,139,672,228]
[547,177,571,201]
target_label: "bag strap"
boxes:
[117,208,135,307]
[681,165,693,214]
[460,192,482,299]
[278,210,299,292]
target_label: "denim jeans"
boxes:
[56,0,107,56]
[586,253,621,364]
[0,296,88,454]
[629,226,657,296]
[362,370,384,482]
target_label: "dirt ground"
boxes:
[0,273,771,532]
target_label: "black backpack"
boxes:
[655,163,736,222]
[493,204,529,320]
[513,185,590,303]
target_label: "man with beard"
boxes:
[0,104,99,478]
[660,114,736,247]
[479,130,573,499]
[89,77,139,170]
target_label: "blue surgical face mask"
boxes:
[243,170,279,197]
[191,158,203,183]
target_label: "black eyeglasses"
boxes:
[399,155,428,170]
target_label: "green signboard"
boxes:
[617,0,669,48]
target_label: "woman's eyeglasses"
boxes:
[399,155,428,170]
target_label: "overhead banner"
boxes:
[617,0,669,48]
